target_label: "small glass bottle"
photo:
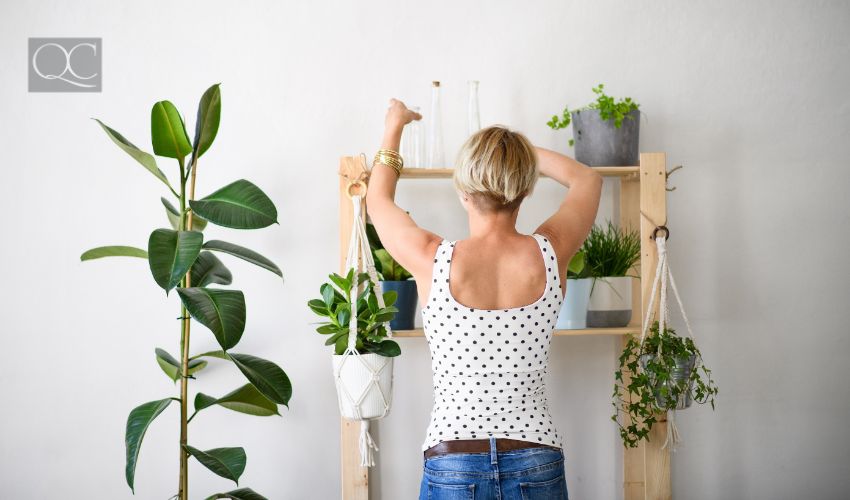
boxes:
[426,81,445,168]
[468,80,481,136]
[401,106,424,167]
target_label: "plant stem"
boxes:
[176,155,195,500]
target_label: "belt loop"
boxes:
[489,436,497,464]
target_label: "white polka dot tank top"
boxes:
[421,233,565,452]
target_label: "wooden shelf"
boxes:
[400,166,639,178]
[393,326,639,337]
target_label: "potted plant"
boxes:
[547,83,641,166]
[555,251,594,329]
[612,321,719,447]
[584,221,641,328]
[82,84,288,500]
[366,221,418,330]
[308,268,401,419]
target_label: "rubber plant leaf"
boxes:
[162,196,207,231]
[177,288,246,351]
[193,384,280,417]
[155,347,208,382]
[93,119,175,193]
[191,251,233,287]
[189,180,278,229]
[204,488,268,500]
[125,398,172,492]
[183,445,246,484]
[203,240,282,278]
[228,353,292,406]
[193,83,221,158]
[147,229,203,292]
[151,100,192,159]
[81,246,147,261]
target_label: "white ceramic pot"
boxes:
[587,276,633,327]
[332,353,394,420]
[555,278,592,329]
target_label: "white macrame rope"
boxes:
[637,235,697,451]
[335,193,394,467]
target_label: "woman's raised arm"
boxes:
[534,147,603,265]
[365,99,442,278]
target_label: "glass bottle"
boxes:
[426,81,445,168]
[468,80,481,136]
[401,106,424,167]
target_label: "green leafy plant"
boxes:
[366,221,412,281]
[308,268,401,357]
[612,321,718,447]
[82,84,289,500]
[582,221,641,278]
[547,83,640,146]
[567,250,588,279]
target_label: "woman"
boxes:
[366,99,602,500]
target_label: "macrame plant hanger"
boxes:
[333,175,394,467]
[637,225,700,451]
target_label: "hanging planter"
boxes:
[583,222,641,328]
[308,194,400,466]
[612,228,719,449]
[367,221,418,330]
[547,83,641,166]
[556,250,592,329]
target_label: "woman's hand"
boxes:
[385,98,422,131]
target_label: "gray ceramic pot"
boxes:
[639,353,696,410]
[572,109,640,166]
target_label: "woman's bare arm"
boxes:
[534,147,603,263]
[365,99,442,278]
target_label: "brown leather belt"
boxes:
[423,438,559,460]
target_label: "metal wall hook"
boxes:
[666,165,683,191]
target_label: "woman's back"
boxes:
[419,233,565,451]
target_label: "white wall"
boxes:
[1,1,848,499]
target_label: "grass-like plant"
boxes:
[308,268,401,357]
[547,83,640,146]
[612,321,718,447]
[81,84,290,500]
[582,221,641,278]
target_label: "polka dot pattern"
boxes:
[420,233,565,452]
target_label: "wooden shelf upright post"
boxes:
[338,156,371,500]
[620,152,671,500]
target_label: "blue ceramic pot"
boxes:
[555,278,592,329]
[381,280,418,330]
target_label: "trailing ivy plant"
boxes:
[582,221,641,278]
[366,221,412,281]
[612,321,718,447]
[81,84,290,500]
[308,268,401,357]
[547,83,640,146]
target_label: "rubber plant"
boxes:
[81,84,290,500]
[308,268,401,357]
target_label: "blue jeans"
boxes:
[419,437,569,499]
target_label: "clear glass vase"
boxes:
[468,80,480,136]
[426,81,445,168]
[400,106,424,168]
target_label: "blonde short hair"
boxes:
[453,126,538,211]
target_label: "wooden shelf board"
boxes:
[400,166,639,178]
[393,326,639,337]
